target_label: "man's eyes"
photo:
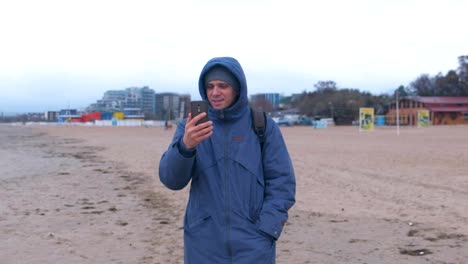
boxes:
[207,83,230,89]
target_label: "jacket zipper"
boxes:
[221,110,233,262]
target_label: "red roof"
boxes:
[427,106,468,112]
[413,96,468,104]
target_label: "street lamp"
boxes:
[328,101,334,118]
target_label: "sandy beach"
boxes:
[1,124,467,264]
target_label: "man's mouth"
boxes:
[211,99,223,104]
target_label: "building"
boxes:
[386,96,468,125]
[123,108,144,119]
[88,90,126,112]
[57,109,81,122]
[44,111,58,121]
[179,94,191,120]
[87,87,155,118]
[250,93,280,112]
[140,87,156,116]
[124,86,155,116]
[155,93,190,121]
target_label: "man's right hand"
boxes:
[182,112,213,149]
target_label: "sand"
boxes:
[1,124,467,264]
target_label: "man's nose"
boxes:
[212,87,221,95]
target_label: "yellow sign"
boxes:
[359,108,374,131]
[418,110,429,127]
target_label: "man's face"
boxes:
[206,80,237,109]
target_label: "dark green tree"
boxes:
[434,70,465,96]
[394,85,411,97]
[314,81,337,93]
[457,55,468,95]
[409,74,435,96]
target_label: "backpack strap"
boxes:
[251,107,266,151]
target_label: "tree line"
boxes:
[275,55,468,125]
[402,55,468,97]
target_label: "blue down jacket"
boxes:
[159,57,296,263]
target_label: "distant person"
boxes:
[158,57,296,263]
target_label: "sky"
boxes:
[1,0,468,113]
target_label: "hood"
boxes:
[198,57,248,121]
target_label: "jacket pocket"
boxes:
[232,144,265,220]
[244,214,275,243]
[250,172,264,222]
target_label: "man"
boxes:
[159,57,296,263]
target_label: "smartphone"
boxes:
[190,100,209,125]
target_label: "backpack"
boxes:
[250,108,266,151]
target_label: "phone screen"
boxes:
[190,101,209,125]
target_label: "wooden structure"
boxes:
[386,96,468,126]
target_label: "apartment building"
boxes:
[155,93,190,121]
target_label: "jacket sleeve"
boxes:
[256,118,296,240]
[158,119,196,190]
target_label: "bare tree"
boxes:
[251,97,274,112]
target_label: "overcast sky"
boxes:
[1,0,467,113]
